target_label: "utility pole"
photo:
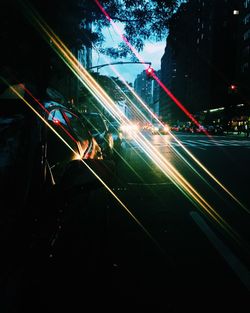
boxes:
[87,61,152,71]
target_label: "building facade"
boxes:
[160,0,245,126]
[134,70,154,120]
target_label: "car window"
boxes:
[107,121,120,132]
[81,113,108,135]
[48,109,67,126]
[88,114,107,132]
[64,111,89,139]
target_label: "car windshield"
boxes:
[82,113,107,134]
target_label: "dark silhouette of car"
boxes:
[44,102,105,186]
[0,82,119,313]
[0,83,114,253]
[80,112,114,160]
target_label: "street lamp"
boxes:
[87,61,152,71]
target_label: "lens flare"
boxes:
[13,1,248,251]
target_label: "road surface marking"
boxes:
[190,211,250,291]
[127,182,172,186]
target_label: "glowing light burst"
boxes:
[95,0,250,217]
[105,62,247,213]
[94,0,208,134]
[18,1,247,247]
[2,3,164,251]
[2,76,166,252]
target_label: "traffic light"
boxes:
[146,66,154,79]
[228,84,238,94]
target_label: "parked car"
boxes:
[0,83,114,251]
[104,119,123,156]
[44,102,107,187]
[80,112,114,160]
[0,83,120,307]
[150,122,170,135]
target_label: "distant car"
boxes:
[120,121,140,139]
[150,122,169,135]
[170,125,180,132]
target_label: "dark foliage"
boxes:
[0,0,182,98]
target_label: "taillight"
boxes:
[53,119,60,124]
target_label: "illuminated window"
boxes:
[244,13,250,24]
[233,10,239,15]
[241,62,249,72]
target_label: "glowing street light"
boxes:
[146,66,155,79]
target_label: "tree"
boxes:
[0,0,183,100]
[92,0,183,58]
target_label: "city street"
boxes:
[1,1,250,312]
[8,132,249,313]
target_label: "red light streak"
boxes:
[153,75,210,136]
[94,0,211,137]
[17,84,79,144]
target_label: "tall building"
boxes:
[238,0,250,107]
[134,70,153,119]
[160,0,242,125]
[152,70,161,118]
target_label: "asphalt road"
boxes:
[105,132,250,312]
[2,132,250,313]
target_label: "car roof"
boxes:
[44,101,68,110]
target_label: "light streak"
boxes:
[5,81,81,159]
[2,76,167,253]
[103,61,248,212]
[94,0,247,211]
[15,1,248,249]
[94,0,208,135]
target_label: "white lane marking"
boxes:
[136,139,250,149]
[195,140,214,146]
[195,146,207,150]
[127,182,172,186]
[190,211,250,291]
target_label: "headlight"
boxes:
[120,123,139,133]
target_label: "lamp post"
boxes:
[82,61,154,117]
[87,61,152,71]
